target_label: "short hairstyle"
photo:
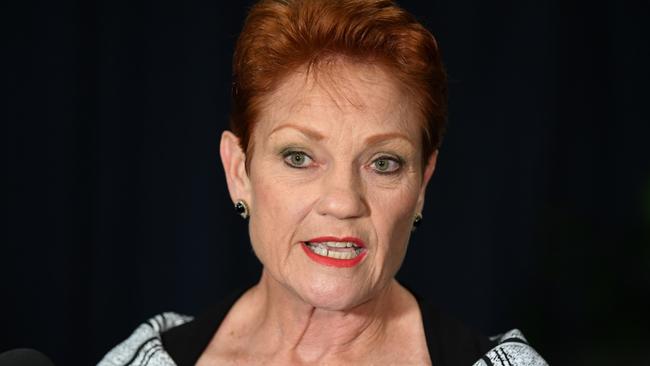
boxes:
[230,0,447,168]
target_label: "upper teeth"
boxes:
[305,241,363,260]
[310,241,358,248]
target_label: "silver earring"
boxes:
[412,213,423,231]
[234,200,249,219]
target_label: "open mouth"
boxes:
[304,241,364,260]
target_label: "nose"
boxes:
[314,164,368,220]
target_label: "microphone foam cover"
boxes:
[0,349,55,366]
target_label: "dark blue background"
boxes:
[5,0,650,364]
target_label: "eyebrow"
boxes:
[269,123,414,146]
[364,132,414,146]
[270,123,325,141]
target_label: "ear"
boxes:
[415,150,438,214]
[219,130,251,205]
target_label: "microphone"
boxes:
[0,349,55,366]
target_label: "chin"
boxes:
[294,275,371,311]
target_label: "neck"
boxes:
[246,270,404,363]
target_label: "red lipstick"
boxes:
[301,236,367,268]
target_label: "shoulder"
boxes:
[100,288,246,366]
[417,297,493,365]
[97,312,193,366]
[415,296,547,366]
[473,329,548,366]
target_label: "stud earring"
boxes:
[234,200,249,219]
[412,213,423,231]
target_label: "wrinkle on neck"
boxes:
[249,270,401,363]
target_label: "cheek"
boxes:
[248,174,311,261]
[368,182,420,254]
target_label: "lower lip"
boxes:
[301,242,367,268]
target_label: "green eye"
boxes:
[372,157,401,173]
[283,151,313,168]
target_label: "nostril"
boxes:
[315,189,367,219]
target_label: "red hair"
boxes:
[231,0,447,167]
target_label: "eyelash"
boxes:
[282,149,404,176]
[282,150,314,169]
[370,155,403,175]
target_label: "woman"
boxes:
[100,0,547,365]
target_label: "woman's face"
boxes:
[224,61,436,310]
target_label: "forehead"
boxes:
[255,60,421,138]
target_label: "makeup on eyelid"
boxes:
[280,148,407,175]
